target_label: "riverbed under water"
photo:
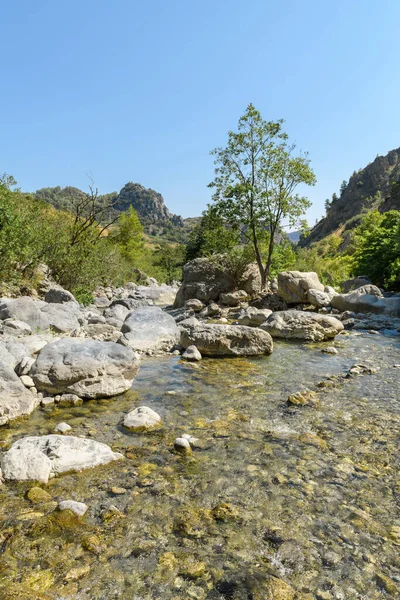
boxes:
[0,329,399,599]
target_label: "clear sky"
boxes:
[1,0,400,224]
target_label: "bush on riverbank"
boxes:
[0,176,185,295]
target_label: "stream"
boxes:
[0,329,399,599]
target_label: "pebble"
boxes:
[288,390,319,407]
[58,500,88,516]
[54,422,72,434]
[322,346,338,354]
[41,397,55,406]
[123,406,162,431]
[182,345,202,362]
[182,433,201,448]
[111,487,127,495]
[174,437,192,455]
[20,375,35,388]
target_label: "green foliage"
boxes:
[294,245,353,287]
[185,205,240,261]
[72,286,94,306]
[112,206,145,264]
[209,246,255,288]
[352,210,400,289]
[0,176,183,294]
[208,103,316,285]
[294,209,400,290]
[340,180,348,195]
[264,238,297,277]
[152,242,186,284]
[0,182,53,285]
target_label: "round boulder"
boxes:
[123,406,162,431]
[31,338,140,398]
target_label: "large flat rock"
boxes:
[1,435,123,483]
[331,291,400,316]
[0,297,83,333]
[261,310,344,341]
[180,323,273,357]
[0,297,50,331]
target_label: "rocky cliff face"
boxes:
[114,182,183,228]
[35,182,184,236]
[301,147,400,246]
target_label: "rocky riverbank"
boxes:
[0,267,399,598]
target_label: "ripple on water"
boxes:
[0,331,399,598]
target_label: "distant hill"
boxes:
[34,182,197,243]
[300,147,400,247]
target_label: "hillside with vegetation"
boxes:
[34,182,193,243]
[2,118,400,301]
[0,175,186,301]
[301,147,400,247]
[291,147,400,290]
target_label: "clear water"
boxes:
[0,330,399,599]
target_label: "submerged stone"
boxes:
[174,437,192,455]
[26,486,52,503]
[287,390,319,407]
[58,500,88,516]
[1,435,123,483]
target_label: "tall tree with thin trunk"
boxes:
[209,104,316,288]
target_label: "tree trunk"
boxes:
[263,229,276,287]
[250,223,266,289]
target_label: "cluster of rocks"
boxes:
[1,400,196,484]
[0,262,399,432]
[0,279,181,426]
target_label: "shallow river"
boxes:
[0,329,399,599]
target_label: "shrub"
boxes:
[72,286,94,306]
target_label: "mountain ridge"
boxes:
[301,147,400,247]
[34,182,190,241]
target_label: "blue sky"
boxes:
[1,0,400,224]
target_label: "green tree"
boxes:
[340,180,348,195]
[268,238,297,277]
[353,210,400,289]
[208,104,316,287]
[185,205,240,261]
[113,206,144,263]
[153,242,185,283]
